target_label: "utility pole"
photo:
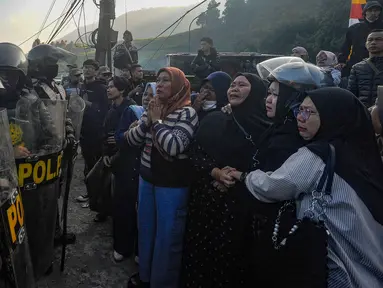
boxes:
[95,0,116,68]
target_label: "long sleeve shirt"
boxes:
[245,147,383,288]
[127,107,198,170]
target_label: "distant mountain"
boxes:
[60,3,218,43]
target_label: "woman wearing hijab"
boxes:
[192,71,232,120]
[316,50,341,86]
[181,73,270,287]
[126,68,198,288]
[110,83,154,262]
[231,88,383,287]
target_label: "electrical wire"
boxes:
[18,3,81,47]
[37,0,58,39]
[47,0,83,43]
[137,0,208,51]
[125,0,128,31]
[143,16,185,67]
[47,0,72,42]
[72,3,89,58]
[83,0,88,44]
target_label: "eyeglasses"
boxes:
[293,106,319,121]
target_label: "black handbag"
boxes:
[268,144,336,288]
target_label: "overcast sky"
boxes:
[0,0,201,51]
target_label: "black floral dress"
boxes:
[181,143,251,288]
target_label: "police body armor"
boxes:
[9,92,66,279]
[0,108,35,288]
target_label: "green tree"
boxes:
[196,0,222,29]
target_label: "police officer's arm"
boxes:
[347,66,359,98]
[338,28,353,65]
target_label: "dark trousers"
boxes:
[112,173,139,256]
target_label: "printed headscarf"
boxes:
[155,67,191,119]
[316,50,338,68]
[143,82,156,110]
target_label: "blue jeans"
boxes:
[138,177,189,288]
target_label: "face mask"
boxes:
[43,65,59,80]
[202,100,217,111]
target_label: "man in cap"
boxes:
[292,46,309,62]
[97,66,113,85]
[113,30,138,75]
[338,1,383,77]
[76,59,108,205]
[64,67,83,92]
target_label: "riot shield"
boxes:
[0,108,35,288]
[13,98,67,279]
[59,94,85,271]
[67,94,85,141]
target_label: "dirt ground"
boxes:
[37,155,136,288]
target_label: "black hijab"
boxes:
[197,72,231,120]
[307,87,383,225]
[232,73,271,133]
[259,82,306,171]
[201,71,232,109]
[196,73,271,170]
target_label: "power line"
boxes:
[37,0,58,39]
[143,16,185,67]
[47,0,83,43]
[125,0,128,31]
[72,3,89,58]
[18,3,81,47]
[47,0,72,42]
[137,0,208,51]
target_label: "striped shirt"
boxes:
[127,107,198,169]
[245,147,383,288]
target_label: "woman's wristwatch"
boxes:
[239,172,248,182]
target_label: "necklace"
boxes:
[272,201,301,250]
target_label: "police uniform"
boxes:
[0,42,37,287]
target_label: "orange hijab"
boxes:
[155,67,191,119]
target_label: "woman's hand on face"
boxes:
[221,103,232,115]
[192,92,207,112]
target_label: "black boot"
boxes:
[127,273,150,288]
[94,213,108,223]
[54,232,77,247]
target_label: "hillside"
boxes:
[60,3,215,43]
[65,0,352,71]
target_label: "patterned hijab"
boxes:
[155,67,191,119]
[316,50,338,68]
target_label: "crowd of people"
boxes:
[2,3,383,286]
[58,30,383,288]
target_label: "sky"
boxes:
[0,0,202,51]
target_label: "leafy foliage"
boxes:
[196,0,222,29]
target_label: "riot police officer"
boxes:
[0,41,62,283]
[27,44,77,248]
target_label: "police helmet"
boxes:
[0,43,28,76]
[27,44,76,78]
[257,56,327,90]
[27,44,76,65]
